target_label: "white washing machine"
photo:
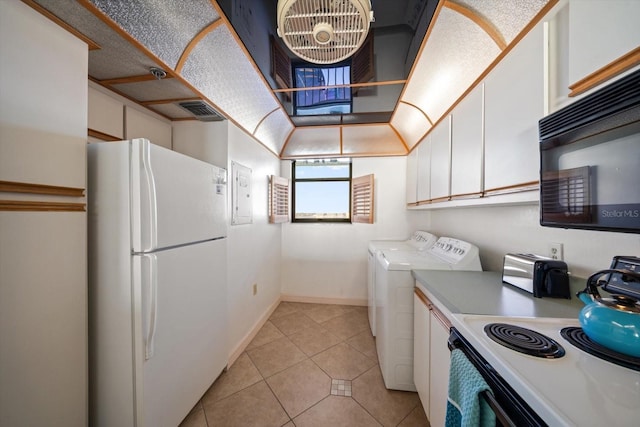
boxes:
[374,237,482,391]
[367,231,437,336]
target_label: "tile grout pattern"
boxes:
[179,302,429,427]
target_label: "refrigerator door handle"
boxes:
[140,140,158,250]
[142,254,158,360]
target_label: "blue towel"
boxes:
[445,349,496,427]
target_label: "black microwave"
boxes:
[538,69,640,233]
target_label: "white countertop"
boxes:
[412,270,640,427]
[412,270,584,318]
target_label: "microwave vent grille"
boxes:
[539,69,640,141]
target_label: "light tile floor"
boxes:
[179,302,429,427]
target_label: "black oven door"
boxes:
[448,328,547,427]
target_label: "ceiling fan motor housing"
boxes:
[277,0,374,64]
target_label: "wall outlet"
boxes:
[252,283,257,295]
[549,242,564,261]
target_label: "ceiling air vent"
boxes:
[177,100,225,122]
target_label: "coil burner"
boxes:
[560,327,640,371]
[484,323,565,358]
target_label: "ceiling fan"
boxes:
[277,0,374,65]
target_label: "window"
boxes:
[291,160,375,224]
[292,159,352,222]
[293,64,352,116]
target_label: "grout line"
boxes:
[200,399,211,427]
[202,302,417,427]
[262,373,295,423]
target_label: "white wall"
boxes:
[281,156,427,303]
[0,2,88,426]
[174,120,283,359]
[173,120,228,169]
[419,204,640,279]
[226,123,283,357]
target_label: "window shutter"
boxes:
[351,174,374,224]
[351,30,374,95]
[269,175,290,223]
[270,35,292,101]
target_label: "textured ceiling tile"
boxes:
[180,25,280,138]
[390,103,432,149]
[253,110,294,156]
[33,0,156,79]
[146,103,194,119]
[89,0,218,69]
[455,0,549,44]
[281,127,341,158]
[401,7,500,124]
[342,125,407,155]
[111,78,198,102]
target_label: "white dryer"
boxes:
[367,231,437,336]
[374,237,482,391]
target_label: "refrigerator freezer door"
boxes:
[130,138,227,252]
[134,238,228,427]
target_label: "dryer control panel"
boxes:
[428,237,480,268]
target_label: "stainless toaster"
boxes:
[502,253,570,298]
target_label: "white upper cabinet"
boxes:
[568,0,640,92]
[88,86,124,140]
[416,135,432,203]
[484,24,545,193]
[451,84,484,198]
[125,106,172,149]
[430,116,452,201]
[406,147,418,205]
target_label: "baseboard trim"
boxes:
[280,294,367,307]
[227,296,282,367]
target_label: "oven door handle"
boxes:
[480,390,518,427]
[448,335,518,427]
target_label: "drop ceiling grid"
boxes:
[88,0,218,70]
[400,7,501,124]
[179,25,282,145]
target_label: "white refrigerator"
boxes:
[87,139,228,427]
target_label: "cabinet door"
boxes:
[484,24,544,192]
[429,310,451,427]
[125,106,172,149]
[568,0,640,89]
[416,135,432,203]
[89,86,124,139]
[413,293,431,417]
[430,116,452,200]
[451,84,483,197]
[406,148,418,204]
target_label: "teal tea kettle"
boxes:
[577,269,640,358]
